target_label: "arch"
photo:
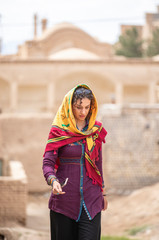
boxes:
[24,23,112,59]
[0,77,10,112]
[123,84,149,104]
[53,70,115,110]
[18,84,47,112]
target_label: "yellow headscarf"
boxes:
[52,84,99,151]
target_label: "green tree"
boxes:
[146,27,159,57]
[115,27,143,58]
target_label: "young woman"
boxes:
[43,84,108,240]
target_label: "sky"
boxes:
[0,0,159,55]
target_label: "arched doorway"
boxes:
[18,84,47,112]
[54,71,115,110]
[123,84,149,104]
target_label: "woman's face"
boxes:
[72,98,91,122]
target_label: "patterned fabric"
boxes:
[44,84,107,188]
[52,84,98,151]
[43,145,104,220]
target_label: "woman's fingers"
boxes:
[53,181,65,195]
[53,189,65,194]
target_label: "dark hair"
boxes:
[72,87,94,105]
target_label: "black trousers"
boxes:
[50,208,101,240]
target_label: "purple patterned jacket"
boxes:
[43,140,105,221]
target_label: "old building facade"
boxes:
[0,21,159,114]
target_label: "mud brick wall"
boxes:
[0,161,27,225]
[0,109,158,194]
[101,107,159,194]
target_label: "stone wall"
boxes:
[0,161,27,225]
[0,113,52,192]
[100,105,159,194]
[0,108,158,194]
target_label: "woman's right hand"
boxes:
[52,180,65,195]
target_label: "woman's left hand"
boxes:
[103,196,108,211]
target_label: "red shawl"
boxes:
[44,121,107,188]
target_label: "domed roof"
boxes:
[38,22,86,41]
[18,22,113,59]
[49,47,100,60]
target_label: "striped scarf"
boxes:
[44,84,107,188]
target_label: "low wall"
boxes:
[0,113,52,192]
[0,161,27,226]
[100,104,159,194]
[0,107,159,194]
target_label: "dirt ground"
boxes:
[5,183,159,240]
[101,183,159,240]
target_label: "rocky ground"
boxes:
[2,183,159,240]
